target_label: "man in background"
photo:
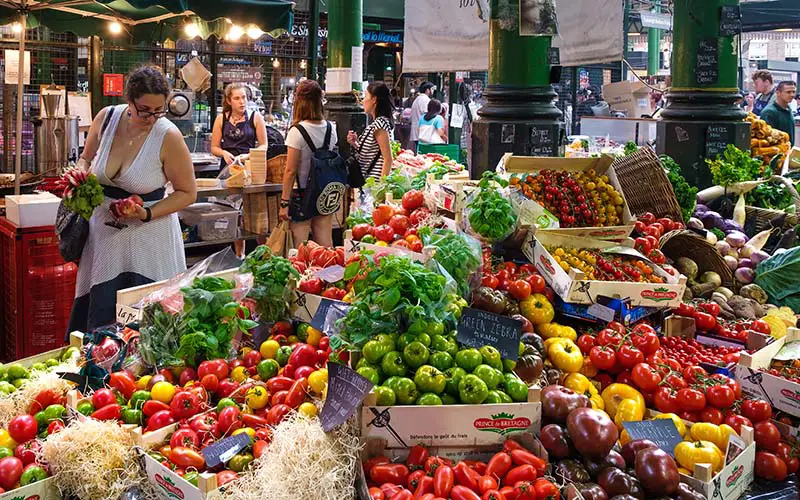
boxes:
[410,81,435,150]
[752,70,775,116]
[761,81,796,146]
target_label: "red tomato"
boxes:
[755,452,788,482]
[677,388,706,412]
[742,399,772,423]
[749,319,771,336]
[724,414,754,434]
[700,407,724,425]
[533,478,559,500]
[631,363,662,392]
[525,274,546,294]
[481,275,499,289]
[596,328,623,346]
[654,387,681,414]
[674,303,696,318]
[631,325,660,355]
[507,280,532,300]
[8,415,37,443]
[576,335,596,355]
[682,365,707,384]
[109,372,137,399]
[372,204,395,226]
[640,212,656,224]
[634,220,647,234]
[693,312,717,332]
[754,421,782,453]
[648,248,666,265]
[14,441,37,465]
[200,374,219,393]
[409,207,432,226]
[371,463,410,485]
[389,214,410,236]
[706,384,735,409]
[616,344,644,369]
[634,237,652,255]
[217,406,243,434]
[402,190,425,211]
[351,223,371,241]
[170,426,200,450]
[216,470,239,486]
[776,443,800,475]
[147,410,176,432]
[589,346,618,371]
[373,224,395,243]
[198,359,229,380]
[91,388,117,410]
[0,457,23,490]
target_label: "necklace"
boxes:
[125,116,151,146]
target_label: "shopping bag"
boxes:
[55,201,89,262]
[267,220,293,257]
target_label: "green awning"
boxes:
[293,0,404,20]
[0,0,294,40]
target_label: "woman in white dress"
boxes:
[68,65,196,332]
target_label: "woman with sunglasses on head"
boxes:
[211,83,268,168]
[68,65,196,333]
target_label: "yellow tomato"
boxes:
[150,381,176,404]
[562,373,593,394]
[231,366,249,383]
[579,357,599,378]
[241,347,253,356]
[601,383,644,419]
[136,375,152,391]
[653,413,687,438]
[614,398,645,428]
[298,402,318,418]
[619,428,631,446]
[590,393,605,411]
[245,386,269,410]
[306,327,323,347]
[308,369,328,395]
[259,340,280,360]
[0,429,16,449]
[233,427,256,442]
[557,325,577,342]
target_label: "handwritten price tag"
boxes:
[457,308,521,361]
[320,363,374,432]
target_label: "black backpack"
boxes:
[291,122,348,221]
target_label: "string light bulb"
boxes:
[227,25,244,41]
[184,22,200,38]
[272,58,280,68]
[300,60,307,69]
[108,21,123,35]
[11,22,22,34]
[247,26,264,39]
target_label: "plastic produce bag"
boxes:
[755,246,800,305]
[464,172,519,244]
[419,227,482,299]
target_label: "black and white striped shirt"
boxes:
[356,116,394,182]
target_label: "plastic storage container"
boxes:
[179,203,240,241]
[0,218,77,361]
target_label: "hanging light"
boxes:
[184,22,200,39]
[247,25,264,40]
[272,58,280,68]
[108,21,123,35]
[227,25,244,41]
[300,60,307,69]
[11,22,22,34]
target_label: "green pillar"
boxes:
[470,0,564,176]
[647,7,661,76]
[306,0,320,81]
[656,0,750,189]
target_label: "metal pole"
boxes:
[89,36,103,117]
[571,66,578,135]
[647,5,661,76]
[209,35,218,127]
[448,71,458,144]
[327,0,363,92]
[622,0,629,81]
[14,9,27,196]
[307,0,320,81]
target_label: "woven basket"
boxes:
[267,154,287,184]
[611,146,684,222]
[744,175,800,233]
[659,230,735,288]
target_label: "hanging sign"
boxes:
[4,50,31,85]
[705,125,730,159]
[103,74,124,97]
[719,6,742,37]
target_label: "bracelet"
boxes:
[143,207,152,222]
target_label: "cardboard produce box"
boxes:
[143,453,222,500]
[524,231,686,308]
[5,192,60,228]
[0,477,61,500]
[360,387,541,448]
[735,327,800,418]
[602,80,651,118]
[291,290,347,324]
[679,426,755,500]
[502,154,636,240]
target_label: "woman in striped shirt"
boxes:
[347,81,395,182]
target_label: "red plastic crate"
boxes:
[0,218,77,362]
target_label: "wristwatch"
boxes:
[280,199,290,209]
[142,207,152,222]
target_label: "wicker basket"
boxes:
[744,175,800,233]
[659,230,735,288]
[267,154,287,184]
[611,146,684,222]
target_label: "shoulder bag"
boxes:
[345,124,382,189]
[56,107,115,263]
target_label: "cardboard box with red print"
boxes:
[523,231,686,308]
[0,477,61,500]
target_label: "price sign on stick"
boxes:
[202,433,251,469]
[457,307,522,361]
[320,363,374,432]
[622,419,684,457]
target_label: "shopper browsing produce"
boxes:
[760,81,796,146]
[347,81,395,182]
[68,65,196,333]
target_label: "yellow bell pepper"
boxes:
[674,440,723,474]
[601,383,645,419]
[590,393,605,411]
[653,413,687,438]
[579,357,599,378]
[689,423,737,452]
[520,294,555,326]
[678,467,692,476]
[548,340,584,373]
[614,398,645,427]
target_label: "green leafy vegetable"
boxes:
[418,227,482,298]
[660,155,698,223]
[411,161,453,191]
[240,246,300,322]
[364,170,412,202]
[391,140,401,159]
[63,172,104,220]
[711,228,726,241]
[624,141,638,155]
[707,145,763,187]
[466,172,518,242]
[346,211,373,228]
[746,182,795,211]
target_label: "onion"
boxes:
[750,250,770,265]
[687,217,704,230]
[727,247,740,258]
[735,267,755,284]
[715,241,731,255]
[725,231,747,248]
[738,258,754,269]
[706,231,718,245]
[739,244,756,258]
[724,255,739,271]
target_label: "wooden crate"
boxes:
[242,193,268,235]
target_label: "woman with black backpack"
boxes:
[280,80,343,247]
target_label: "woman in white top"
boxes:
[68,65,196,332]
[346,81,394,182]
[280,80,338,247]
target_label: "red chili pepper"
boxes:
[406,445,429,472]
[241,414,269,429]
[454,462,480,492]
[433,465,455,497]
[142,400,170,417]
[485,452,512,481]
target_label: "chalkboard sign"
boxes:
[547,47,560,66]
[202,433,251,469]
[457,307,521,361]
[310,298,350,335]
[529,127,554,157]
[696,39,719,86]
[320,363,374,432]
[720,6,742,36]
[705,124,730,159]
[622,419,684,457]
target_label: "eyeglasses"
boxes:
[132,102,167,119]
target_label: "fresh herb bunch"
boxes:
[707,145,763,187]
[660,155,698,222]
[624,141,638,155]
[364,169,411,202]
[346,210,373,229]
[411,161,453,190]
[335,255,448,350]
[418,226,481,298]
[61,169,105,220]
[466,171,518,242]
[747,182,795,210]
[240,246,300,322]
[139,301,186,367]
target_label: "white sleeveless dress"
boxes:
[68,104,186,332]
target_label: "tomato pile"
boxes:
[292,242,348,300]
[659,336,742,366]
[549,246,666,282]
[364,438,555,500]
[509,169,627,228]
[350,191,432,251]
[672,302,772,343]
[767,358,800,384]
